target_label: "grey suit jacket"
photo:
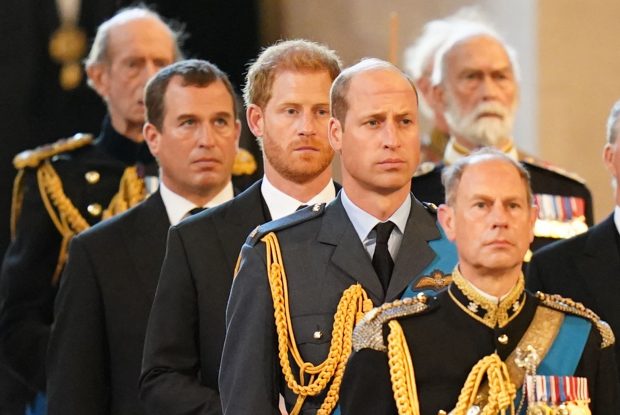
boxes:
[47,191,170,415]
[219,194,456,415]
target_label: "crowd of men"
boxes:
[0,5,619,415]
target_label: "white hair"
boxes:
[431,27,521,87]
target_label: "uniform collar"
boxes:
[96,115,155,166]
[448,267,526,329]
[443,136,518,166]
[160,180,234,226]
[260,175,336,220]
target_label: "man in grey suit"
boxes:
[46,59,243,415]
[219,58,457,415]
[527,99,620,379]
[139,39,342,415]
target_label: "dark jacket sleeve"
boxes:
[218,242,280,415]
[46,235,108,415]
[0,168,61,390]
[576,328,620,415]
[140,227,222,415]
[339,348,396,415]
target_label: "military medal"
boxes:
[49,0,86,90]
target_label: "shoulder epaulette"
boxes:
[413,161,437,178]
[536,292,615,348]
[232,148,257,176]
[521,157,586,185]
[246,203,326,246]
[13,133,94,170]
[352,293,433,352]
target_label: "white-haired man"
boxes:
[412,25,593,251]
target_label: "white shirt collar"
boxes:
[260,176,336,220]
[341,189,410,242]
[159,180,234,226]
[614,205,620,236]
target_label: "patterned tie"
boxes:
[372,221,396,295]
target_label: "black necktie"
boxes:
[188,207,207,216]
[372,221,396,295]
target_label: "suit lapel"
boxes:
[123,191,170,302]
[318,197,384,304]
[386,198,440,300]
[577,215,620,321]
[216,180,269,275]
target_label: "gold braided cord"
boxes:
[231,148,257,176]
[452,353,516,415]
[261,232,372,415]
[102,166,146,219]
[387,320,420,415]
[10,169,25,239]
[37,161,90,283]
[35,163,146,284]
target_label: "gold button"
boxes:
[498,334,509,345]
[87,203,102,217]
[313,330,322,340]
[312,204,321,212]
[84,171,100,184]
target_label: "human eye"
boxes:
[180,117,196,127]
[400,117,414,126]
[213,117,230,128]
[364,119,380,128]
[316,107,330,117]
[285,107,298,116]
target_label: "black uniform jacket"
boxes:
[340,283,620,415]
[527,213,620,378]
[0,117,156,391]
[219,194,456,415]
[139,180,271,415]
[46,191,169,415]
[412,160,594,251]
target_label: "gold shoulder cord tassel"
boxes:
[387,320,516,415]
[261,232,372,415]
[452,354,516,415]
[102,166,146,219]
[35,164,145,284]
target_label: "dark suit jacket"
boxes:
[140,180,270,415]
[527,213,620,377]
[47,191,170,415]
[219,194,457,415]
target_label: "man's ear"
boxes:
[437,203,456,241]
[86,63,109,100]
[528,203,538,243]
[143,122,161,158]
[432,84,447,115]
[328,117,343,153]
[246,104,264,138]
[603,143,618,178]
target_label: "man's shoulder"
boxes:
[531,226,589,263]
[535,292,615,348]
[13,133,96,170]
[352,293,439,353]
[246,203,326,247]
[521,156,589,189]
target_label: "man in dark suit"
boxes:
[46,59,242,415]
[0,8,180,412]
[340,149,618,415]
[219,59,457,415]
[139,39,342,415]
[411,25,593,252]
[527,99,620,379]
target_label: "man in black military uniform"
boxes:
[528,99,620,381]
[411,25,593,252]
[341,149,619,415]
[219,58,458,415]
[0,7,180,411]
